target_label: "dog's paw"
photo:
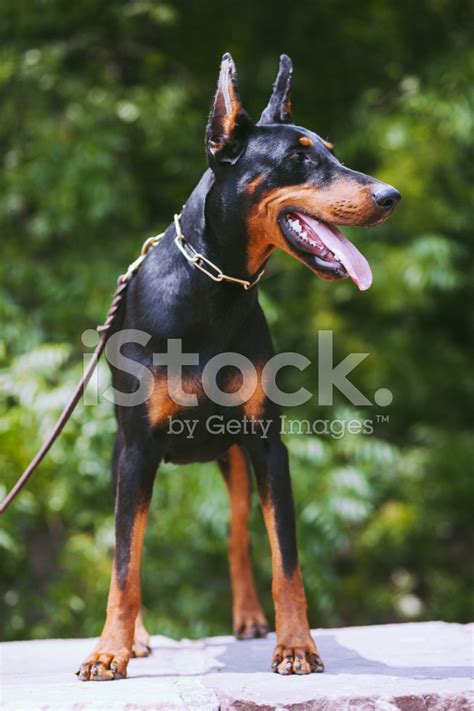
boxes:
[132,639,152,658]
[76,648,131,681]
[234,608,269,640]
[132,614,152,658]
[271,642,324,675]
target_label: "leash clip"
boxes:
[121,231,165,283]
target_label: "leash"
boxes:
[0,214,265,514]
[0,231,163,515]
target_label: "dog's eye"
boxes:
[288,150,312,163]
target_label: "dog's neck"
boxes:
[178,169,264,285]
[132,169,264,348]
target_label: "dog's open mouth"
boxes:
[279,210,373,290]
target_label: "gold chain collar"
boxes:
[173,213,264,290]
[122,212,265,291]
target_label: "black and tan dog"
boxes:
[77,53,400,680]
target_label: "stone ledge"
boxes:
[1,621,472,710]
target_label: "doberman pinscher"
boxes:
[77,53,400,680]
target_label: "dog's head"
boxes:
[206,53,400,290]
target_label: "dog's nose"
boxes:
[372,186,401,210]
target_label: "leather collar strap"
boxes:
[174,213,264,290]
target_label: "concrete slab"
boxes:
[1,622,472,710]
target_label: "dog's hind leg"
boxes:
[132,609,152,658]
[219,445,268,639]
[77,440,158,681]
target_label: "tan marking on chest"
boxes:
[211,366,267,416]
[147,374,203,428]
[147,367,267,428]
[241,365,267,419]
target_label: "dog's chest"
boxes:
[146,363,266,429]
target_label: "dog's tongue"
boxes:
[302,213,373,290]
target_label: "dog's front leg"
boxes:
[77,443,157,681]
[249,438,324,675]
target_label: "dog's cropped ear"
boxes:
[206,53,253,166]
[259,54,293,125]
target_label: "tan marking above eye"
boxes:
[298,136,313,147]
[247,175,264,194]
[323,140,334,152]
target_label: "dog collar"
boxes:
[173,213,264,290]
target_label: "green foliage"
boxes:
[1,1,473,641]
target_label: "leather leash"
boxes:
[0,214,265,514]
[0,232,163,514]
